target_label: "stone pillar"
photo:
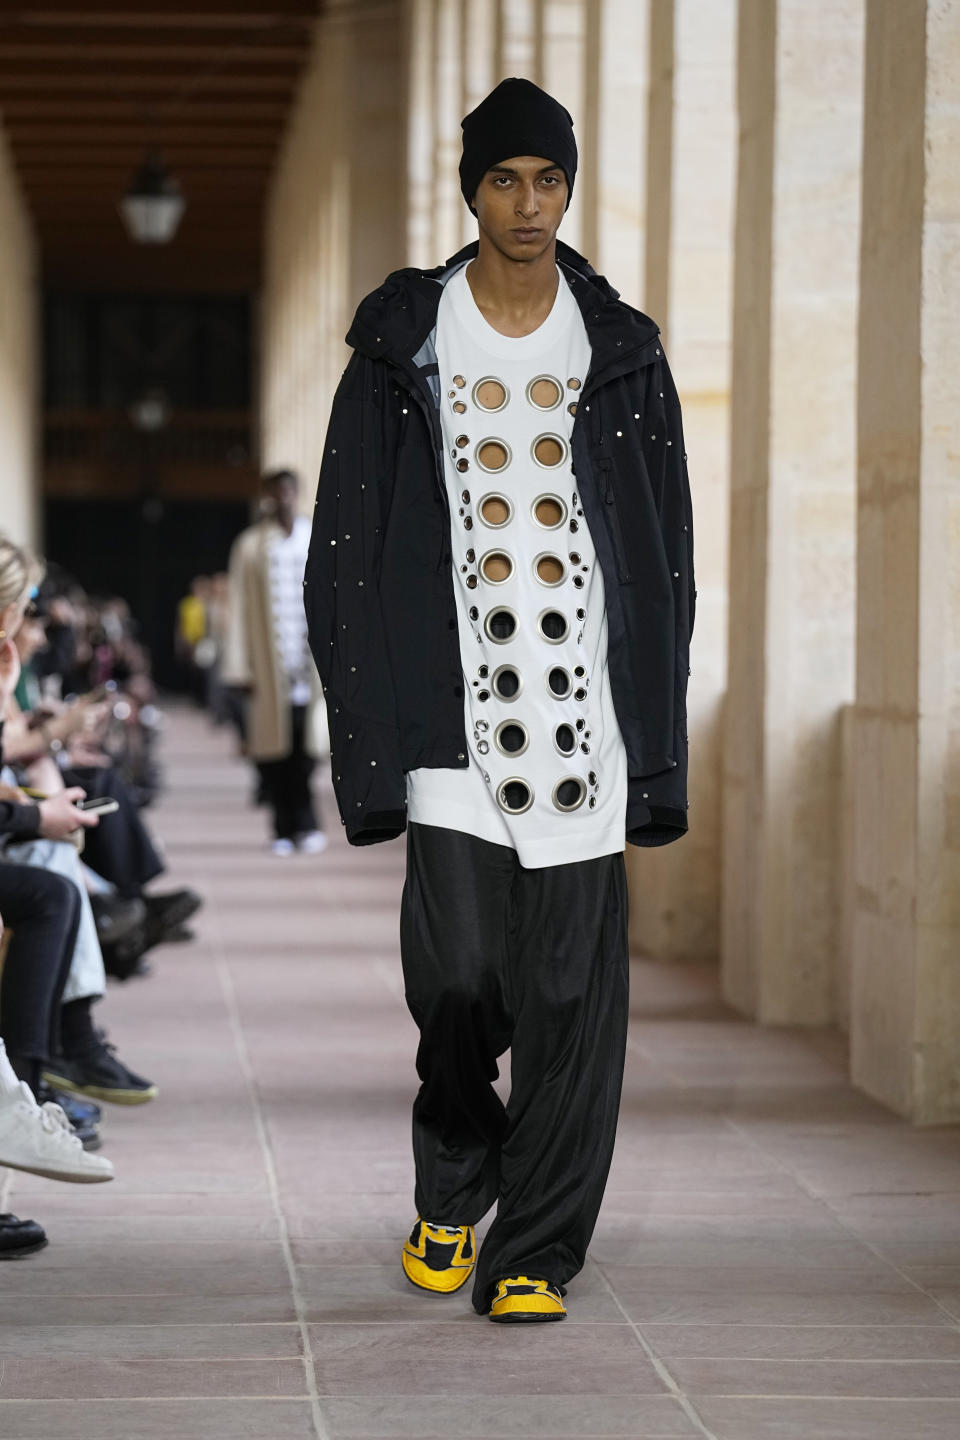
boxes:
[459,0,497,245]
[540,0,589,253]
[850,0,960,1122]
[626,0,736,965]
[0,124,37,546]
[495,0,536,79]
[406,0,436,265]
[721,0,863,1021]
[262,6,406,485]
[432,0,463,262]
[593,0,648,308]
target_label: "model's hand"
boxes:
[0,638,21,708]
[37,788,99,840]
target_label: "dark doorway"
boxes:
[44,497,251,691]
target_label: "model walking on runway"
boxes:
[305,78,695,1323]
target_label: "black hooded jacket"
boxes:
[304,240,695,849]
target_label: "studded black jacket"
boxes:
[304,240,695,849]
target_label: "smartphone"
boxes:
[76,796,119,816]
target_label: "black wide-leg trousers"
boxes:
[257,705,318,841]
[400,822,629,1314]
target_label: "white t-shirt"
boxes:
[268,516,313,706]
[406,263,627,867]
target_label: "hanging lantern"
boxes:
[119,154,185,245]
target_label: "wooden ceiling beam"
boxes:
[0,45,307,65]
[15,148,276,167]
[9,127,280,148]
[0,72,300,92]
[0,100,288,118]
[6,3,318,20]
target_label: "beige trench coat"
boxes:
[222,518,327,762]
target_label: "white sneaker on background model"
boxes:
[297,831,328,855]
[0,1082,114,1184]
[270,838,295,857]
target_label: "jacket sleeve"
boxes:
[626,345,696,848]
[304,351,406,846]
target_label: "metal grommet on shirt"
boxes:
[552,777,587,813]
[491,664,522,701]
[534,553,566,587]
[497,777,534,816]
[478,493,513,528]
[531,433,568,469]
[494,719,529,758]
[473,376,509,412]
[476,440,511,474]
[553,722,577,757]
[526,375,563,410]
[546,666,573,700]
[483,606,518,644]
[532,494,567,529]
[536,608,569,644]
[479,550,514,585]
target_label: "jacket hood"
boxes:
[346,239,660,372]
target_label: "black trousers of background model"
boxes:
[400,822,630,1314]
[0,864,80,1070]
[256,705,318,841]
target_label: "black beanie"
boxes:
[459,77,577,214]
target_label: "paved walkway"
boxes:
[3,708,960,1439]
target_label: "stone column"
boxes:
[850,0,960,1122]
[406,0,436,266]
[626,0,736,965]
[432,0,463,262]
[593,0,648,308]
[0,124,37,545]
[721,0,863,1022]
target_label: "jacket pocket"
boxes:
[596,458,634,582]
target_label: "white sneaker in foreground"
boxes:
[0,1082,114,1183]
[270,838,295,857]
[297,831,328,854]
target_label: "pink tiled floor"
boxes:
[3,708,960,1438]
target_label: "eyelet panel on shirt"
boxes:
[478,493,513,527]
[526,375,563,410]
[532,494,567,529]
[476,439,511,473]
[497,777,534,815]
[495,720,529,757]
[554,722,577,756]
[473,377,509,412]
[532,434,568,469]
[534,553,566,587]
[552,776,587,812]
[479,550,514,584]
[536,609,569,644]
[491,665,522,700]
[484,607,518,644]
[546,666,573,699]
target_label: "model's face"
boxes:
[272,478,299,525]
[473,155,567,262]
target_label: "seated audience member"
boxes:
[0,536,158,1106]
[0,581,114,1198]
[5,568,202,976]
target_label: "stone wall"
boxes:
[0,123,37,547]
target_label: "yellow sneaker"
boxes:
[488,1275,567,1323]
[401,1217,476,1294]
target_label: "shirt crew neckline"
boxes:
[446,262,570,359]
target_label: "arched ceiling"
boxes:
[0,1,320,291]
